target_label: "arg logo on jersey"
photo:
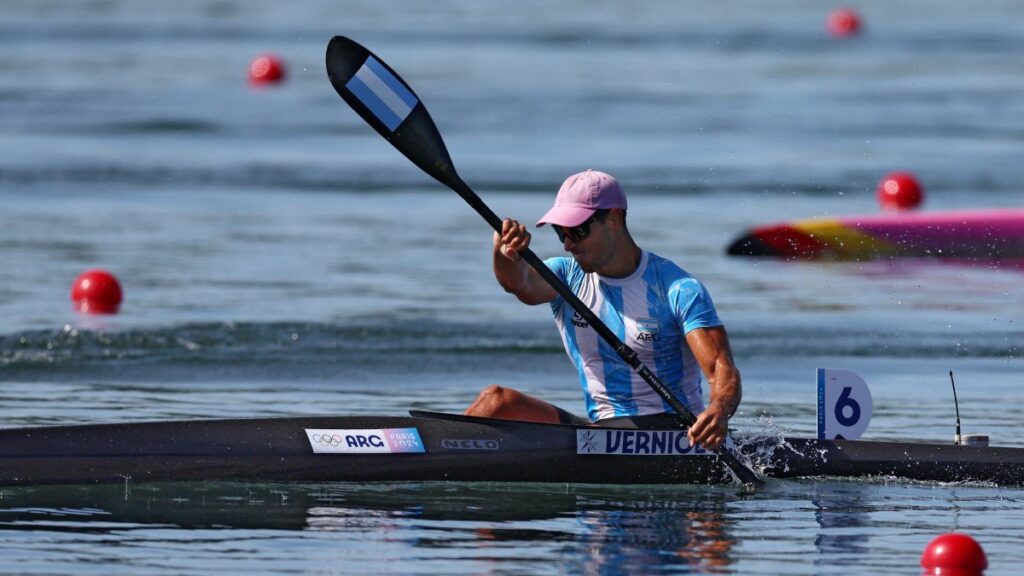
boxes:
[305,428,425,454]
[635,317,661,342]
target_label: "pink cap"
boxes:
[536,170,627,227]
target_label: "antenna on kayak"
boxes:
[950,371,962,445]
[949,371,991,447]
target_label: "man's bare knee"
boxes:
[477,384,503,399]
[477,385,519,403]
[466,385,518,417]
[466,385,561,424]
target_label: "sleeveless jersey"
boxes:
[546,251,722,422]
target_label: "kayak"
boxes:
[726,208,1024,261]
[2,410,1022,486]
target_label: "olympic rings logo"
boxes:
[311,433,345,447]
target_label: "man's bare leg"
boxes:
[464,385,564,424]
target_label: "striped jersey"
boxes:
[546,251,722,422]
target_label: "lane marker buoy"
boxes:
[71,269,123,314]
[877,171,925,211]
[921,533,987,576]
[827,8,862,38]
[249,54,286,86]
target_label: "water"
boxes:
[1,481,1021,575]
[1,0,1023,573]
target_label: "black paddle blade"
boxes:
[326,36,460,190]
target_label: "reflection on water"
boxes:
[574,499,735,574]
[0,482,740,574]
[811,483,871,564]
[1,480,1023,574]
[306,483,739,574]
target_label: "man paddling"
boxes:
[465,170,741,450]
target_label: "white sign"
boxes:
[576,429,730,456]
[817,368,873,440]
[305,428,425,454]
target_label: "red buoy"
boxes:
[828,8,862,37]
[249,54,285,86]
[921,533,987,575]
[71,269,123,314]
[877,171,925,211]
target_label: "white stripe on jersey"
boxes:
[619,277,667,415]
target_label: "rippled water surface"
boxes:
[1,0,1023,574]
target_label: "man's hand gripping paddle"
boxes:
[325,36,762,489]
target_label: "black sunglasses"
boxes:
[552,210,610,243]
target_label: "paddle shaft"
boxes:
[448,176,762,486]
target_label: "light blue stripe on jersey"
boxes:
[345,56,418,131]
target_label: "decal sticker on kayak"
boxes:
[440,438,500,451]
[576,429,729,456]
[305,428,425,454]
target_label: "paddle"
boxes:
[325,36,762,488]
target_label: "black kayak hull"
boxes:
[1,411,1021,486]
[0,412,731,485]
[765,437,1024,486]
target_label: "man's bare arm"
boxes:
[493,219,557,305]
[684,326,741,449]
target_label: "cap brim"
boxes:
[535,205,597,228]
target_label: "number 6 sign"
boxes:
[817,368,873,440]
